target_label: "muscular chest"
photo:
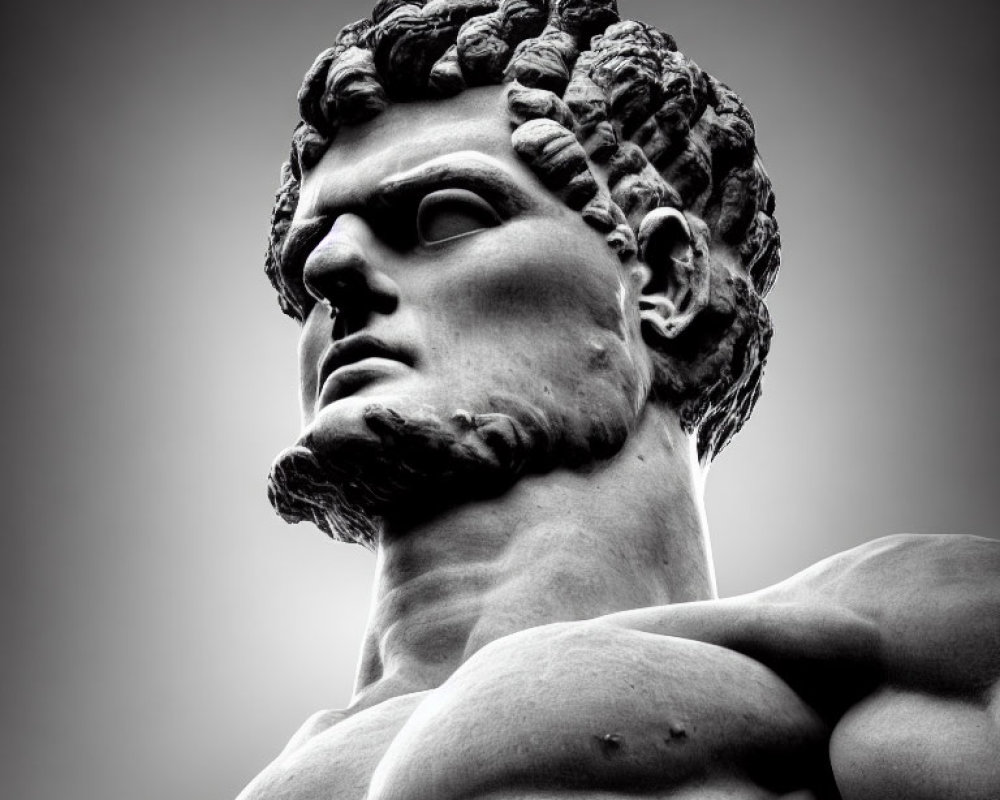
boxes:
[248,625,834,800]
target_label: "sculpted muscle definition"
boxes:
[242,2,1000,798]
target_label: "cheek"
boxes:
[419,220,628,335]
[413,227,648,407]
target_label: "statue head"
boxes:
[265,0,779,547]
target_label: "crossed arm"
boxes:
[599,534,1000,800]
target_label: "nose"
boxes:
[302,213,400,337]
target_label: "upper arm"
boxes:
[830,683,1000,800]
[785,535,1000,798]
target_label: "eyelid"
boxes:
[416,188,502,246]
[374,155,532,219]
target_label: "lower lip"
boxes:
[317,357,411,407]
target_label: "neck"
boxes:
[349,408,715,709]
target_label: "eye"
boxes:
[416,188,501,245]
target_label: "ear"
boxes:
[636,207,710,342]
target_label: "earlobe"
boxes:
[637,207,710,342]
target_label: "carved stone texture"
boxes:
[242,4,1000,800]
[265,0,779,467]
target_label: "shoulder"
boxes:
[763,533,1000,624]
[236,693,430,800]
[592,534,999,713]
[759,533,1000,632]
[763,533,1000,693]
[770,533,1000,595]
[279,708,349,756]
[235,709,348,800]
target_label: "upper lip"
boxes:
[317,334,416,390]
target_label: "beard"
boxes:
[268,375,644,548]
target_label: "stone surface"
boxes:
[242,2,1000,799]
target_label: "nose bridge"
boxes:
[303,213,398,319]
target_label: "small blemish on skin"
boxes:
[588,342,610,371]
[666,725,688,743]
[595,733,623,755]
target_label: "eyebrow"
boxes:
[372,153,534,218]
[283,154,535,271]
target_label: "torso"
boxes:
[239,534,1000,800]
[241,617,840,800]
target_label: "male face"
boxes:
[272,86,655,540]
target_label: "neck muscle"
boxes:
[350,409,715,709]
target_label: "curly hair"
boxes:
[265,0,780,461]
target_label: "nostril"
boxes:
[331,304,374,341]
[331,310,349,341]
[370,292,398,316]
[324,272,398,334]
[320,269,367,307]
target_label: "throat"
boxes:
[364,524,674,685]
[349,411,716,709]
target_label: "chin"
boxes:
[269,383,643,546]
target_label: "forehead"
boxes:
[297,86,531,216]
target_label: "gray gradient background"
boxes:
[4,1,999,798]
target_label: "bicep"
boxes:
[830,684,1000,800]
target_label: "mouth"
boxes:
[316,335,416,407]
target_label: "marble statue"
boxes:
[240,2,1000,797]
